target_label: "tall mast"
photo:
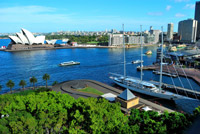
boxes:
[159,26,164,92]
[140,25,143,82]
[123,24,126,79]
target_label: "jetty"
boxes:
[150,80,200,99]
[137,65,200,85]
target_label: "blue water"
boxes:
[0,39,11,47]
[0,38,64,47]
[0,45,199,94]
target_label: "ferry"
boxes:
[59,61,80,66]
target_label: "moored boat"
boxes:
[145,50,152,55]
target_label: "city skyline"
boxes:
[0,0,197,33]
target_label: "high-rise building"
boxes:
[127,35,144,44]
[149,27,161,44]
[109,34,123,46]
[178,19,198,43]
[195,1,200,40]
[167,23,174,41]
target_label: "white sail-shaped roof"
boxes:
[9,36,22,44]
[16,32,29,44]
[21,28,36,45]
[35,36,45,44]
[8,28,46,45]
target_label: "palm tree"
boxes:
[30,76,37,90]
[52,81,58,86]
[0,85,2,92]
[6,80,15,93]
[43,73,50,88]
[19,80,26,91]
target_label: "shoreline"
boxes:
[3,44,157,52]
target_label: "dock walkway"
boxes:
[150,80,200,98]
[139,65,200,85]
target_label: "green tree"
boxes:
[98,35,109,43]
[42,74,50,88]
[52,81,58,86]
[193,106,200,117]
[6,80,15,93]
[29,76,37,90]
[0,85,2,92]
[19,80,26,91]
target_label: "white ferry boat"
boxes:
[59,61,80,66]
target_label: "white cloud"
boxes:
[0,6,72,23]
[147,12,163,16]
[175,13,186,17]
[184,4,195,9]
[166,5,172,11]
[0,6,56,14]
[174,0,190,2]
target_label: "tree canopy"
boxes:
[0,90,199,134]
[45,35,109,44]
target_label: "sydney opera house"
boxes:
[7,28,53,51]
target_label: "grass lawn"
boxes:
[86,41,99,44]
[13,89,35,95]
[77,87,104,95]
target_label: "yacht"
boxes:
[59,61,80,66]
[109,25,196,101]
[109,73,181,100]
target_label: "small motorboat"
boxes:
[145,50,152,55]
[132,60,143,64]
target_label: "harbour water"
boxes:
[0,45,199,94]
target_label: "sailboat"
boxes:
[109,25,197,101]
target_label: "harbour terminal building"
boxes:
[7,28,53,50]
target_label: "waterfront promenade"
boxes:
[52,79,175,113]
[2,42,156,52]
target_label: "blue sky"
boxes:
[0,0,197,33]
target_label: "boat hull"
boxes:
[112,79,178,100]
[59,62,80,66]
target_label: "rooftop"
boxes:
[118,88,136,101]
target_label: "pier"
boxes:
[150,80,200,99]
[138,65,200,85]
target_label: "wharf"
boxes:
[138,65,200,85]
[150,80,200,99]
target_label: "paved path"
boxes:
[52,79,175,113]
